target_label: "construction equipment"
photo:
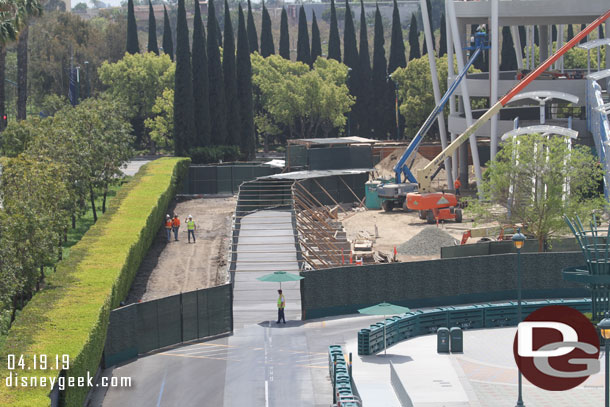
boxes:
[377,31,490,213]
[407,9,610,218]
[406,192,462,224]
[460,225,525,245]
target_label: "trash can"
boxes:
[437,327,450,353]
[450,327,463,353]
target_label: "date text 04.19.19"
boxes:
[7,354,70,371]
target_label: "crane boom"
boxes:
[415,8,610,193]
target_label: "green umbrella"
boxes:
[256,271,304,289]
[359,302,411,355]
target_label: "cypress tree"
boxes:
[328,0,341,62]
[296,5,310,65]
[260,2,275,57]
[580,24,586,44]
[247,0,258,53]
[311,11,321,64]
[223,0,240,147]
[343,0,358,68]
[147,0,159,54]
[162,6,174,60]
[173,0,195,155]
[422,35,427,56]
[439,12,446,57]
[372,5,388,140]
[192,0,210,147]
[207,0,227,145]
[388,0,406,73]
[518,26,526,57]
[356,0,372,138]
[237,4,255,160]
[567,24,574,41]
[126,0,139,54]
[535,25,540,46]
[408,13,420,61]
[500,26,517,71]
[425,0,435,50]
[279,7,290,59]
[552,25,557,42]
[600,25,605,39]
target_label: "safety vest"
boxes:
[172,218,180,227]
[454,179,461,189]
[187,220,195,230]
[165,219,172,228]
[277,295,285,309]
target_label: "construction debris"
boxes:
[397,226,458,256]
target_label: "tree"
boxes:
[207,0,227,145]
[567,24,574,41]
[147,0,159,54]
[247,0,258,53]
[73,2,87,11]
[372,5,389,140]
[126,0,140,54]
[260,2,274,57]
[408,14,420,61]
[599,24,605,39]
[343,0,357,68]
[173,0,195,155]
[500,26,517,71]
[296,5,310,66]
[552,24,557,42]
[468,134,605,251]
[355,0,372,138]
[439,12,446,57]
[237,4,255,160]
[98,52,174,148]
[424,0,435,51]
[145,88,174,150]
[192,0,210,147]
[579,24,587,44]
[279,7,289,59]
[388,0,406,74]
[162,5,174,60]
[311,11,321,64]
[328,0,341,62]
[223,0,240,147]
[251,54,354,140]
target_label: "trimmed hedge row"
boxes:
[0,157,190,406]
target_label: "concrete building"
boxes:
[422,0,610,190]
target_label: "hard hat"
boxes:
[166,214,170,218]
[188,214,193,218]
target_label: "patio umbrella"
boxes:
[256,271,304,289]
[358,302,411,355]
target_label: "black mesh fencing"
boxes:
[182,165,281,195]
[104,284,233,367]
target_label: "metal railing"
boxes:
[586,74,610,201]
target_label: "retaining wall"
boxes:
[300,252,588,319]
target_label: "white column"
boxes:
[511,26,524,70]
[447,0,483,193]
[490,0,499,160]
[420,0,453,187]
[446,0,458,181]
[606,20,610,69]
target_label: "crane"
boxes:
[406,8,610,223]
[377,31,489,212]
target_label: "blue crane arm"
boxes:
[393,46,483,184]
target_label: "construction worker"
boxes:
[172,215,180,241]
[454,178,462,196]
[185,215,196,243]
[164,214,172,242]
[277,289,286,324]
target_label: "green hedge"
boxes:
[0,157,190,406]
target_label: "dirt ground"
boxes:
[126,196,236,303]
[340,208,492,262]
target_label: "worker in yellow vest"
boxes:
[185,215,196,243]
[277,289,286,324]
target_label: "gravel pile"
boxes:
[397,226,458,256]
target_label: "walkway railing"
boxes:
[586,70,610,200]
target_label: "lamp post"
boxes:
[387,74,399,140]
[84,61,90,99]
[512,228,526,407]
[347,67,352,137]
[598,313,610,407]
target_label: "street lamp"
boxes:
[598,313,610,407]
[387,74,399,141]
[84,61,90,99]
[347,67,352,137]
[512,227,526,407]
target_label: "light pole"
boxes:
[84,61,90,98]
[598,313,610,407]
[512,228,526,407]
[387,74,399,140]
[347,67,352,137]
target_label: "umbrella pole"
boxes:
[384,314,387,356]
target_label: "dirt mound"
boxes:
[397,226,458,256]
[375,148,446,183]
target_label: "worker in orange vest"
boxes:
[454,178,462,196]
[172,215,181,241]
[164,214,172,242]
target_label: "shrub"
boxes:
[189,145,241,164]
[0,157,190,406]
